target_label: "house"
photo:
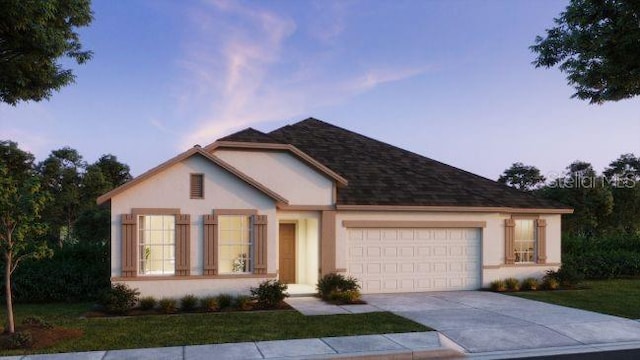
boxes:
[97,118,572,297]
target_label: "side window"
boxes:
[138,215,176,275]
[218,215,253,273]
[514,219,536,263]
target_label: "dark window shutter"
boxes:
[121,214,137,277]
[504,219,515,265]
[203,214,218,275]
[536,219,547,264]
[175,214,191,275]
[253,215,268,274]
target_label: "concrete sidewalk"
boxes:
[0,332,461,360]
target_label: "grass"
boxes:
[0,303,429,355]
[508,279,640,319]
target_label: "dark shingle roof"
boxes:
[265,118,569,209]
[218,128,284,144]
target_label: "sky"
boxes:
[1,0,639,182]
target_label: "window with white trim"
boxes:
[514,219,536,263]
[138,215,175,275]
[218,215,253,273]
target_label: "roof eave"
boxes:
[335,204,574,214]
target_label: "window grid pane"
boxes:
[514,219,536,263]
[139,215,175,275]
[218,215,253,274]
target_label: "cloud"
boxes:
[176,1,432,148]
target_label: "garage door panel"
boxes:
[347,227,481,293]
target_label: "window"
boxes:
[190,173,204,199]
[138,215,175,275]
[218,215,253,273]
[514,219,536,263]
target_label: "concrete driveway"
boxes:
[363,291,640,353]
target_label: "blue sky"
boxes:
[1,0,639,181]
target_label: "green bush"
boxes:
[489,279,507,292]
[504,278,520,291]
[98,283,139,315]
[233,295,253,311]
[180,294,199,312]
[521,278,540,291]
[10,241,109,302]
[216,293,233,309]
[200,296,219,312]
[542,276,560,290]
[329,289,361,304]
[158,298,178,314]
[316,273,360,300]
[139,296,157,311]
[250,280,289,309]
[7,331,33,349]
[561,234,640,280]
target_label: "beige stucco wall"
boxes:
[110,154,278,295]
[335,211,563,288]
[213,149,334,205]
[116,278,265,298]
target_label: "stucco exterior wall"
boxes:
[117,278,266,298]
[335,211,563,288]
[213,149,334,205]
[110,155,278,295]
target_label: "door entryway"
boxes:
[279,223,296,284]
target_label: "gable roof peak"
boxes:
[216,127,283,144]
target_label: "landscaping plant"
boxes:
[504,278,520,291]
[98,283,139,315]
[216,294,233,310]
[233,295,253,311]
[489,279,507,292]
[180,294,199,312]
[200,296,219,312]
[521,278,540,291]
[250,280,289,309]
[139,296,157,311]
[158,298,178,314]
[316,273,361,302]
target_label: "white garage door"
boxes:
[347,227,481,293]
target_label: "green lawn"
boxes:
[509,279,640,319]
[0,303,429,355]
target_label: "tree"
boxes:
[603,154,640,234]
[38,147,86,246]
[0,145,52,333]
[531,0,640,104]
[0,0,93,105]
[541,161,613,236]
[498,162,546,192]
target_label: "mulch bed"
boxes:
[0,325,82,350]
[85,301,293,318]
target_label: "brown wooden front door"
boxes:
[279,223,296,284]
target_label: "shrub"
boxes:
[200,296,219,312]
[10,241,110,302]
[7,331,33,349]
[489,279,507,292]
[22,316,53,329]
[317,273,360,300]
[504,278,520,291]
[180,294,199,312]
[250,280,289,309]
[233,295,253,311]
[158,298,178,314]
[217,293,233,309]
[542,276,560,290]
[329,289,361,304]
[139,296,157,311]
[555,265,584,288]
[521,278,540,291]
[98,283,140,315]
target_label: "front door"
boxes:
[279,223,296,284]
